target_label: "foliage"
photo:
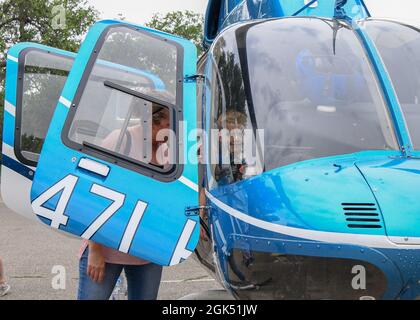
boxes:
[146,10,205,55]
[0,0,99,133]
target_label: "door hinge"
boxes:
[184,74,205,83]
[185,205,210,217]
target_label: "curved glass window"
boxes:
[246,18,398,170]
[211,18,398,182]
[363,20,420,149]
[210,30,264,187]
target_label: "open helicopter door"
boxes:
[30,20,200,266]
[2,43,74,221]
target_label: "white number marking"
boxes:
[33,177,187,260]
[81,184,125,239]
[170,219,197,266]
[32,175,78,229]
[119,200,148,253]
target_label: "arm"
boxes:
[87,241,106,283]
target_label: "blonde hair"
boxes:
[217,110,247,128]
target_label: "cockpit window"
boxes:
[64,26,181,178]
[17,50,73,165]
[363,20,420,150]
[210,18,398,183]
[246,18,398,171]
[210,30,264,187]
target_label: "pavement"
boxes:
[0,200,224,300]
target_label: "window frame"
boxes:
[15,48,74,167]
[61,24,185,182]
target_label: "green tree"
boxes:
[0,0,98,130]
[146,10,204,55]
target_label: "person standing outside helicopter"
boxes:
[77,104,171,300]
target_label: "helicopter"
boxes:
[2,0,420,300]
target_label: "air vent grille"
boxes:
[342,203,382,229]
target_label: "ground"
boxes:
[0,199,224,300]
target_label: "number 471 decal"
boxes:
[32,175,148,254]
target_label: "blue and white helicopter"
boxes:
[3,0,420,300]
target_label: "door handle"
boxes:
[77,158,110,177]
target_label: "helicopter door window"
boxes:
[64,26,180,177]
[16,49,73,166]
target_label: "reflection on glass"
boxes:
[246,19,398,171]
[210,31,264,187]
[364,20,420,149]
[98,27,178,105]
[68,26,177,171]
[21,50,73,163]
[209,18,399,185]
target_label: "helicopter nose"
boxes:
[356,157,420,245]
[206,155,420,299]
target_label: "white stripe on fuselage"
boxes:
[2,143,36,171]
[179,176,199,193]
[205,190,420,250]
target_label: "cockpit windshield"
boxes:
[363,20,420,150]
[246,18,398,170]
[210,18,398,183]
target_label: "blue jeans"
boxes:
[78,248,162,300]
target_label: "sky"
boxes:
[367,0,420,22]
[87,0,420,25]
[88,0,208,24]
